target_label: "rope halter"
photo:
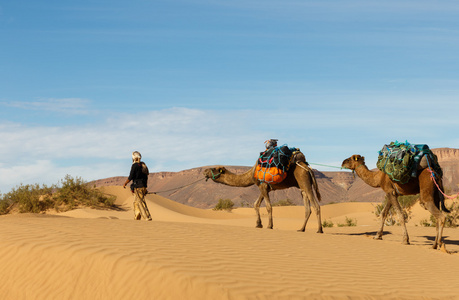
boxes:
[206,168,223,181]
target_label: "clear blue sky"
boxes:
[1,0,459,193]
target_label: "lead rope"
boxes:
[426,168,459,200]
[147,177,207,194]
[308,162,345,170]
[425,158,459,200]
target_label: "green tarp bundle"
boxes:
[376,141,442,184]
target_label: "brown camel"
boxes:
[341,154,449,249]
[204,153,323,232]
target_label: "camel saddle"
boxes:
[255,145,302,184]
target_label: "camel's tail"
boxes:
[293,155,322,202]
[432,175,451,213]
[439,193,450,214]
[438,179,450,213]
[441,200,451,213]
[311,169,322,202]
[303,163,321,203]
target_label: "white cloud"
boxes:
[0,104,458,194]
[0,108,267,193]
[1,98,91,114]
[0,160,55,193]
[0,159,126,194]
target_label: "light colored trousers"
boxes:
[133,187,152,221]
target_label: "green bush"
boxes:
[0,198,11,215]
[239,200,250,207]
[322,219,334,228]
[0,175,116,215]
[373,195,417,226]
[420,201,459,228]
[0,184,54,214]
[54,175,115,211]
[419,217,434,227]
[272,199,295,206]
[337,216,357,227]
[213,199,234,211]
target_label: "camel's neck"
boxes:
[354,164,384,188]
[214,167,255,187]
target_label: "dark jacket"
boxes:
[128,162,149,189]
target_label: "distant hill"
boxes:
[93,148,459,209]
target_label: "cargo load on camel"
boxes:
[254,145,301,184]
[376,141,442,184]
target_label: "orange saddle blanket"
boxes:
[254,165,287,184]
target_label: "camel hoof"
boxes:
[373,236,383,240]
[256,225,263,228]
[403,241,410,245]
[297,229,305,232]
[439,243,450,254]
[317,230,324,234]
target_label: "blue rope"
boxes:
[425,154,435,179]
[308,162,344,170]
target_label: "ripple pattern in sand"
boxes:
[1,215,459,299]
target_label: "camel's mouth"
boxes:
[341,158,353,170]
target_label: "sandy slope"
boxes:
[1,186,458,300]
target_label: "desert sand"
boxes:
[1,186,459,300]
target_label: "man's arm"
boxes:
[123,178,130,189]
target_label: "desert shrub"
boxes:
[213,199,234,211]
[337,216,357,227]
[239,200,250,207]
[0,184,54,214]
[0,199,11,215]
[272,199,295,206]
[445,202,459,227]
[373,195,417,226]
[420,201,459,228]
[322,219,334,228]
[0,175,115,215]
[53,175,115,211]
[419,217,434,227]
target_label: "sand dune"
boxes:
[1,186,459,299]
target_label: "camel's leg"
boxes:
[419,169,447,249]
[423,199,446,249]
[391,195,410,245]
[265,196,273,229]
[298,190,311,232]
[254,194,264,228]
[310,191,323,233]
[298,189,323,233]
[257,183,273,229]
[375,198,392,240]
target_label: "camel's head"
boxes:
[341,155,365,170]
[203,166,227,181]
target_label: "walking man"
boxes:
[123,151,152,221]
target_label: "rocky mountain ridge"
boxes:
[94,148,459,209]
